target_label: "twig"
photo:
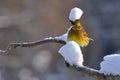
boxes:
[71,65,120,80]
[0,37,66,53]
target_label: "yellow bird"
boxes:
[67,20,91,47]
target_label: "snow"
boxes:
[44,37,53,40]
[55,33,68,41]
[58,41,84,66]
[100,54,120,75]
[69,7,83,22]
[55,26,73,42]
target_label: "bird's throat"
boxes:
[72,21,82,30]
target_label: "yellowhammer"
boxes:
[67,7,92,47]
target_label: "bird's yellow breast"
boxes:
[67,21,89,47]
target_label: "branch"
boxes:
[0,37,120,80]
[71,65,120,80]
[0,37,66,53]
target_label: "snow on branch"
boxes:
[0,37,120,80]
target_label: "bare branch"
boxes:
[0,37,120,80]
[70,65,120,80]
[0,37,66,53]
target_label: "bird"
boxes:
[67,7,92,47]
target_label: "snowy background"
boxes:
[0,0,120,80]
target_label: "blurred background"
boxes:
[0,0,119,80]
